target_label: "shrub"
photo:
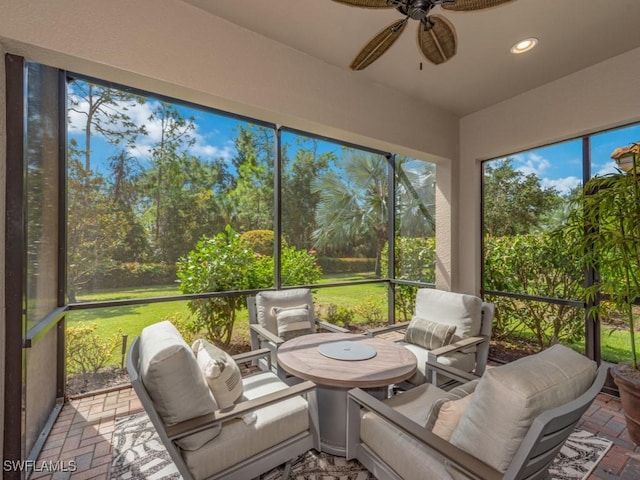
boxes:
[316,257,376,274]
[85,262,176,290]
[323,304,356,329]
[177,226,322,347]
[240,230,277,256]
[354,296,386,323]
[484,233,584,349]
[66,323,121,374]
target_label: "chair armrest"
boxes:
[347,388,501,480]
[232,348,272,365]
[167,380,316,440]
[250,323,284,346]
[366,321,411,337]
[315,320,350,333]
[428,335,488,357]
[424,359,480,385]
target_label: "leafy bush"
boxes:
[322,304,356,328]
[66,323,121,374]
[354,296,386,323]
[484,233,584,349]
[316,257,376,274]
[88,262,177,290]
[240,230,276,256]
[177,225,322,347]
[382,236,435,321]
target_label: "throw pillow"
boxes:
[405,315,457,351]
[192,339,243,409]
[273,304,313,340]
[425,379,479,430]
[432,394,475,441]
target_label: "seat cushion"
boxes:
[450,344,597,472]
[192,339,243,409]
[405,315,457,350]
[182,371,309,480]
[139,321,220,450]
[361,385,456,480]
[414,289,482,343]
[255,289,315,336]
[274,304,313,340]
[401,342,476,385]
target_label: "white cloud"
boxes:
[513,152,551,177]
[67,92,235,163]
[594,161,619,176]
[541,176,581,195]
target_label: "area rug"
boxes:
[109,412,611,480]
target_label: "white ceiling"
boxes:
[181,0,640,117]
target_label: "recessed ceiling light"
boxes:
[510,37,538,54]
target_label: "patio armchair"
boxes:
[346,344,608,480]
[247,288,348,378]
[368,288,495,386]
[127,320,320,480]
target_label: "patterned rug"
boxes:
[109,412,612,480]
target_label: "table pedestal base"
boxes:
[317,385,388,456]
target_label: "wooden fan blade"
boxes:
[332,0,395,8]
[417,15,457,65]
[442,0,515,12]
[350,18,408,70]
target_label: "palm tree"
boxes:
[312,149,389,276]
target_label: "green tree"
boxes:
[312,149,389,276]
[67,154,129,302]
[68,80,146,171]
[395,157,436,237]
[282,137,334,248]
[484,159,560,236]
[228,125,275,231]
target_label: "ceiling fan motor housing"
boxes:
[396,0,434,21]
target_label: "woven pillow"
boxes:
[273,304,313,340]
[192,339,243,409]
[405,315,457,351]
[425,379,479,430]
[432,393,475,441]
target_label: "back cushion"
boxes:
[450,344,597,472]
[255,289,314,336]
[414,289,482,342]
[139,321,221,450]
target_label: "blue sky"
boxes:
[499,123,640,195]
[68,81,640,196]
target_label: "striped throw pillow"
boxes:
[273,304,313,341]
[192,339,243,410]
[425,379,480,430]
[404,315,457,351]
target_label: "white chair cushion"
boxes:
[400,342,476,385]
[255,289,315,336]
[450,344,597,472]
[139,321,220,451]
[192,339,243,409]
[360,382,457,479]
[183,371,309,480]
[405,315,457,350]
[274,304,313,340]
[414,289,482,343]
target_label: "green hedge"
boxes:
[90,262,177,289]
[317,257,376,274]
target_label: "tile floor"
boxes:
[28,385,640,480]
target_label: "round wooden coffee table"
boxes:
[277,332,416,456]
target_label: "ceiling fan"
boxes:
[333,0,515,70]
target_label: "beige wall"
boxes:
[457,46,640,295]
[0,0,458,162]
[0,42,6,463]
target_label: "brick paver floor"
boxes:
[31,386,640,479]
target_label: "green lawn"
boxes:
[67,275,388,367]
